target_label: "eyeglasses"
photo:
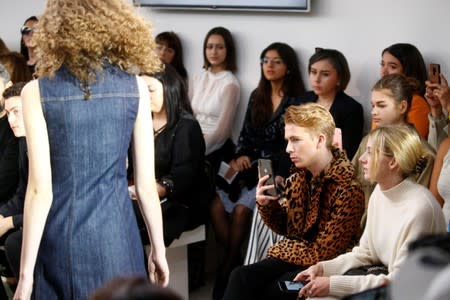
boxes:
[20,26,34,35]
[260,57,284,65]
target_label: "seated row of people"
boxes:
[1,19,449,299]
[224,103,446,300]
[179,27,447,298]
[223,74,448,299]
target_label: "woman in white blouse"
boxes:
[189,26,240,168]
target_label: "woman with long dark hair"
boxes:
[19,16,38,74]
[155,31,188,82]
[132,64,208,246]
[189,26,240,172]
[378,43,430,138]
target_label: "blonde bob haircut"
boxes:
[367,125,429,180]
[284,103,336,149]
[32,0,161,83]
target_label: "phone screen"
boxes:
[278,281,305,293]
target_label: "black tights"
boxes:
[210,194,252,276]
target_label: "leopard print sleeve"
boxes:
[258,173,301,235]
[267,178,364,267]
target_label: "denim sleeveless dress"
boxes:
[35,64,146,299]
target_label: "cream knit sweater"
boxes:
[320,179,446,298]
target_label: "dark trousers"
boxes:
[5,229,22,278]
[223,257,304,300]
[0,229,22,299]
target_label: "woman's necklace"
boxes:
[152,116,167,137]
[153,124,166,137]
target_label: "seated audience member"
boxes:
[223,103,365,300]
[353,74,435,210]
[378,43,430,138]
[429,136,450,229]
[211,42,306,299]
[425,73,449,149]
[20,16,38,74]
[0,82,28,285]
[0,52,33,83]
[295,125,446,299]
[189,26,240,174]
[132,64,209,247]
[155,31,188,82]
[0,64,19,203]
[89,276,182,300]
[299,48,364,160]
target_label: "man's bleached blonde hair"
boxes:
[32,0,161,83]
[284,103,336,149]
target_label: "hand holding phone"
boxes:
[278,280,306,293]
[258,159,277,197]
[428,63,441,84]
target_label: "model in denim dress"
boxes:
[14,1,168,299]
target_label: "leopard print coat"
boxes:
[259,148,364,267]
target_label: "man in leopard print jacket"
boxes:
[223,103,364,300]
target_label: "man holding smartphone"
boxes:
[223,103,365,300]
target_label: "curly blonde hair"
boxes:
[32,0,161,83]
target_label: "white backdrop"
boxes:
[1,0,449,138]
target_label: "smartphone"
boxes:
[258,159,277,196]
[278,280,306,293]
[429,63,441,84]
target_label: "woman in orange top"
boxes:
[377,43,430,138]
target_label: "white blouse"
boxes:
[189,69,240,155]
[437,148,450,227]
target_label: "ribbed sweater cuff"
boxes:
[321,259,345,277]
[329,275,358,297]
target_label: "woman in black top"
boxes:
[299,48,364,159]
[133,64,209,246]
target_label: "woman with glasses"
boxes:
[155,31,188,83]
[210,42,306,300]
[294,125,445,299]
[19,16,38,74]
[14,0,168,298]
[299,48,364,160]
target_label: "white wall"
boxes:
[1,0,450,137]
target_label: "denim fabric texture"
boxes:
[35,64,146,299]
